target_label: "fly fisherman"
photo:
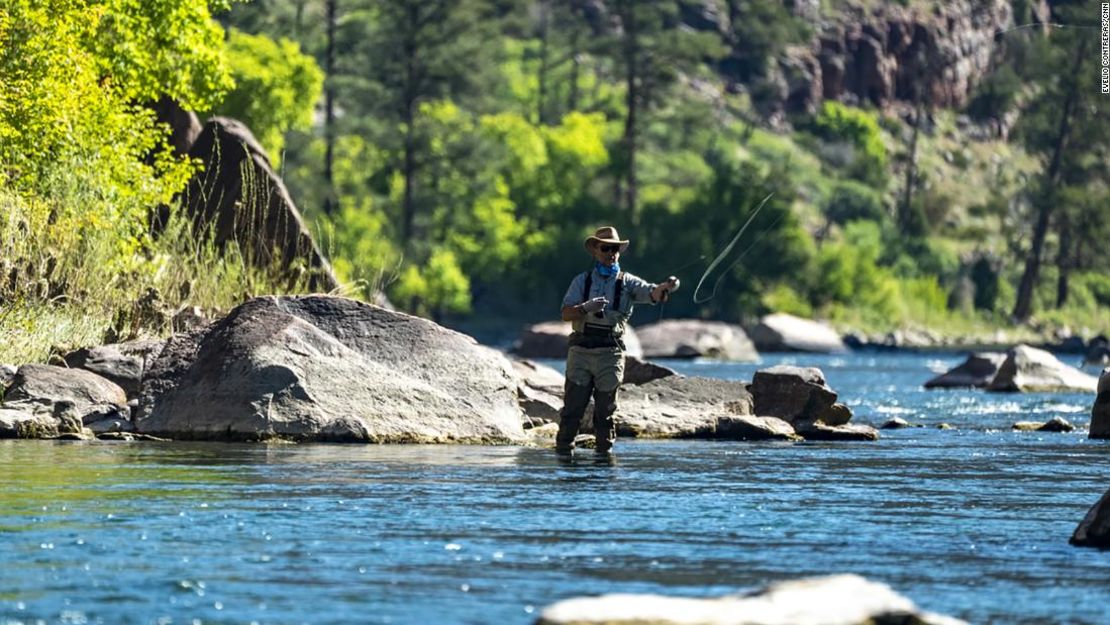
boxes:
[556,226,680,454]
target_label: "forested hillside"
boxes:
[1,0,1107,362]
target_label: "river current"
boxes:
[1,352,1108,624]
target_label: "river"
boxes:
[1,352,1108,624]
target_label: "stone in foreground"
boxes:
[1090,369,1110,440]
[924,352,1005,389]
[986,345,1097,393]
[135,296,524,443]
[636,319,758,361]
[749,312,848,353]
[1071,487,1110,549]
[534,574,967,625]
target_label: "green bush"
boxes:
[823,180,887,226]
[810,102,888,187]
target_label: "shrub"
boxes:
[810,102,888,187]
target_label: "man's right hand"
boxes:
[581,296,608,313]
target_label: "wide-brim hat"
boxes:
[584,226,629,253]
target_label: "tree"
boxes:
[1011,6,1108,321]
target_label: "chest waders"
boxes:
[557,270,625,454]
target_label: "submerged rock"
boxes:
[749,312,847,353]
[1071,487,1110,549]
[635,319,757,361]
[880,417,919,429]
[1090,369,1110,439]
[987,345,1098,393]
[1012,417,1074,433]
[924,352,1005,389]
[135,296,525,443]
[534,574,967,625]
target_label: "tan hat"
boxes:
[584,226,629,253]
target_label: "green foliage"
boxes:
[392,249,471,318]
[810,102,889,187]
[724,0,809,82]
[215,29,324,162]
[823,180,887,226]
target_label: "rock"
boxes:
[150,96,202,156]
[1012,417,1073,432]
[881,417,917,429]
[715,414,800,442]
[0,407,53,439]
[749,313,847,353]
[182,117,338,291]
[1085,336,1110,366]
[986,344,1098,393]
[0,363,16,392]
[1071,487,1110,549]
[816,402,853,426]
[622,356,678,386]
[3,364,128,424]
[135,295,525,443]
[534,574,967,625]
[87,417,135,434]
[635,319,758,361]
[798,423,880,441]
[512,322,643,359]
[1088,369,1110,439]
[937,423,954,430]
[64,340,164,399]
[924,352,1005,389]
[611,376,757,439]
[1011,421,1041,432]
[511,359,565,428]
[749,365,840,427]
[171,306,209,333]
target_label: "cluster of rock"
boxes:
[534,574,967,625]
[925,345,1098,393]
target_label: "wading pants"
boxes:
[555,346,624,452]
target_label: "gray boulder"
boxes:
[3,364,128,425]
[924,352,1005,389]
[749,365,837,426]
[1089,368,1110,439]
[0,364,16,393]
[0,407,55,439]
[64,340,164,398]
[749,313,847,353]
[635,319,757,360]
[1072,487,1110,549]
[511,359,565,428]
[1012,417,1074,433]
[534,574,967,625]
[512,321,642,359]
[135,295,524,443]
[614,375,797,441]
[986,344,1098,393]
[622,355,678,386]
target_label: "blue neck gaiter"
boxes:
[595,261,620,277]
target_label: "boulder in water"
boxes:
[135,295,525,443]
[635,319,757,360]
[622,355,678,386]
[1012,417,1074,433]
[749,365,837,425]
[534,574,967,625]
[986,345,1098,393]
[611,376,756,439]
[511,321,643,359]
[1071,487,1110,549]
[924,352,1005,389]
[1089,368,1110,439]
[748,312,847,353]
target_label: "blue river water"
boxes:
[1,352,1109,625]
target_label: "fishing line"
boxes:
[692,193,775,305]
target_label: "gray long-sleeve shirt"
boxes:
[561,268,657,336]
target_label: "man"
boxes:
[556,226,680,454]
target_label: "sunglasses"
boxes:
[598,244,621,253]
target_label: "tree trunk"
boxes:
[1055,221,1071,308]
[1012,41,1085,321]
[537,0,549,125]
[899,103,922,230]
[400,4,419,250]
[621,0,639,223]
[323,0,338,215]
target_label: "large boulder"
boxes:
[1072,487,1110,549]
[511,322,643,359]
[635,319,758,361]
[64,340,165,399]
[749,365,873,441]
[924,352,1005,389]
[1089,369,1110,439]
[749,313,847,353]
[134,296,524,443]
[986,344,1098,393]
[613,376,796,441]
[535,574,967,625]
[3,364,128,425]
[182,117,338,291]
